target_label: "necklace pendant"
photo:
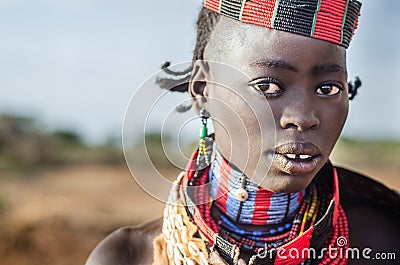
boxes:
[235,188,249,201]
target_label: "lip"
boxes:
[273,142,323,175]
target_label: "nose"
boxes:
[279,93,320,132]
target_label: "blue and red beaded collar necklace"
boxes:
[208,146,306,227]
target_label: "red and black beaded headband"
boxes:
[203,0,362,48]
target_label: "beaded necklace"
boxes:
[209,146,306,226]
[183,147,350,265]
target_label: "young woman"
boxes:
[86,1,399,264]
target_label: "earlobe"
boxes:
[189,60,210,111]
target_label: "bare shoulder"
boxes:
[85,218,163,265]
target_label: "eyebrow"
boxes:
[250,59,297,71]
[250,59,346,74]
[312,63,347,74]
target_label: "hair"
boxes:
[156,8,220,112]
[156,7,360,112]
[348,77,362,100]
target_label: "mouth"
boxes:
[272,142,323,175]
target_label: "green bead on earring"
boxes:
[196,108,213,171]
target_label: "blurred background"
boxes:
[0,0,399,264]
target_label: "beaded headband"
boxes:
[203,0,362,48]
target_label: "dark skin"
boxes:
[191,17,348,193]
[86,17,399,265]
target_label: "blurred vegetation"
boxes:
[1,112,399,175]
[332,136,400,169]
[0,113,124,173]
[144,132,171,169]
[123,132,199,181]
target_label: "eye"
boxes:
[249,78,283,97]
[316,84,343,96]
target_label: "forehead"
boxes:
[204,17,347,71]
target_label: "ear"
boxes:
[189,60,210,115]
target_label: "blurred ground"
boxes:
[331,139,400,189]
[0,139,399,265]
[0,164,170,265]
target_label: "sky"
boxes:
[0,0,399,144]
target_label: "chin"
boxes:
[259,171,316,193]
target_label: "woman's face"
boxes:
[191,17,349,193]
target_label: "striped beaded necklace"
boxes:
[184,146,350,265]
[209,146,306,226]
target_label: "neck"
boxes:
[209,145,305,226]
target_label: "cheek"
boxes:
[328,98,348,129]
[207,85,250,153]
[320,97,349,149]
[336,84,350,125]
[212,92,274,139]
[208,85,276,170]
[208,83,257,131]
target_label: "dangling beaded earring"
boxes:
[196,108,213,171]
